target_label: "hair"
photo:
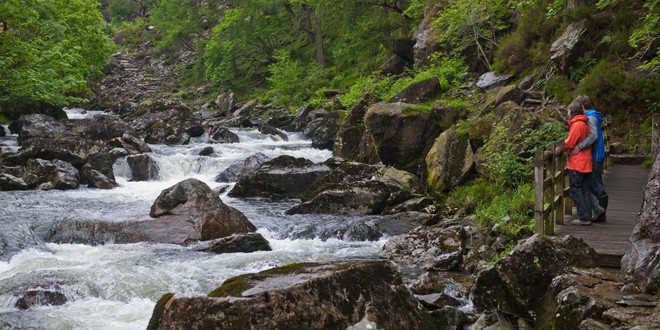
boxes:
[572,95,593,110]
[568,101,583,117]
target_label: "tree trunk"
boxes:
[313,11,324,67]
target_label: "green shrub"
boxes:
[339,56,467,109]
[112,18,152,48]
[444,178,535,237]
[578,59,660,121]
[546,75,576,104]
[481,116,566,188]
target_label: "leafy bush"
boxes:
[546,75,576,104]
[578,59,660,122]
[112,18,151,48]
[339,56,467,108]
[444,178,535,237]
[481,115,566,188]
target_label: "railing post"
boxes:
[544,142,555,235]
[534,148,545,235]
[553,140,565,227]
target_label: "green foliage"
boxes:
[481,116,566,188]
[112,17,151,48]
[0,0,114,116]
[151,0,216,53]
[339,56,467,108]
[266,50,327,107]
[578,59,660,121]
[624,116,653,154]
[546,75,576,104]
[628,0,660,72]
[444,178,535,237]
[103,0,155,24]
[493,0,559,75]
[205,0,419,97]
[432,0,514,69]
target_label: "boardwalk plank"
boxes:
[557,164,649,268]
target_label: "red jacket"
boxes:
[565,115,592,173]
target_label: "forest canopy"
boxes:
[0,0,113,116]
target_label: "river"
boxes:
[0,109,386,329]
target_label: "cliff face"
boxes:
[622,150,660,293]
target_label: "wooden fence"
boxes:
[534,139,570,235]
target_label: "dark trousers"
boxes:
[569,170,593,220]
[589,162,609,211]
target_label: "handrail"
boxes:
[534,138,569,235]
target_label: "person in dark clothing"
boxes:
[565,101,594,226]
[571,95,609,222]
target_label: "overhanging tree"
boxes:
[0,0,113,117]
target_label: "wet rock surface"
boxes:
[148,260,437,330]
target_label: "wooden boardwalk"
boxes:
[557,164,650,267]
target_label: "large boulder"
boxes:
[151,178,256,240]
[194,233,271,254]
[334,97,371,161]
[215,153,270,183]
[471,235,600,320]
[380,225,464,271]
[550,21,587,72]
[363,103,442,174]
[207,126,239,144]
[621,150,660,293]
[127,154,159,181]
[389,77,442,104]
[38,179,256,245]
[287,163,422,215]
[536,268,633,329]
[15,284,67,309]
[425,126,475,192]
[22,158,79,190]
[147,260,437,330]
[303,110,340,150]
[229,155,331,199]
[412,3,443,68]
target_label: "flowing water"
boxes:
[0,110,387,329]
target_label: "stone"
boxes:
[389,77,442,104]
[127,154,159,181]
[471,235,600,320]
[195,233,271,254]
[229,155,331,199]
[476,72,512,90]
[425,126,475,192]
[550,21,587,71]
[621,149,660,293]
[147,260,436,330]
[380,225,464,271]
[215,153,270,183]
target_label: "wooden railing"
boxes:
[534,120,610,236]
[534,139,570,235]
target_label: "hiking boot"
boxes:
[571,219,592,226]
[594,213,606,223]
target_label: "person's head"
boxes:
[573,95,593,111]
[567,101,583,118]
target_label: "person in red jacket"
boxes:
[565,101,594,225]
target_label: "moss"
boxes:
[260,262,317,276]
[208,263,317,298]
[402,104,431,113]
[208,275,251,297]
[140,98,155,107]
[147,293,174,330]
